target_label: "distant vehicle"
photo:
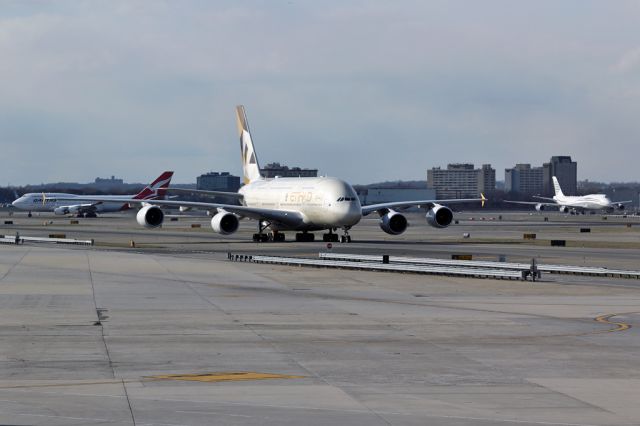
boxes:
[55,106,485,242]
[11,171,174,217]
[506,176,631,214]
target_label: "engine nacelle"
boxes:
[535,203,545,212]
[559,206,569,213]
[617,203,625,211]
[379,211,408,235]
[426,204,454,228]
[136,205,164,228]
[211,211,239,235]
[54,206,70,215]
[179,206,192,213]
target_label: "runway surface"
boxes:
[1,211,639,425]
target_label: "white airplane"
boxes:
[12,171,174,217]
[506,176,631,214]
[57,106,484,242]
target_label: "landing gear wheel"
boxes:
[254,220,273,242]
[272,232,285,242]
[295,232,315,242]
[340,227,352,243]
[323,233,339,242]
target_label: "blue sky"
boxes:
[2,0,640,185]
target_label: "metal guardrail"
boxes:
[0,235,93,246]
[227,253,525,280]
[0,237,19,245]
[319,253,640,279]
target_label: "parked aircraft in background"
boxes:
[506,176,631,214]
[12,171,174,217]
[56,106,484,242]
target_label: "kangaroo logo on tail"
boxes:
[133,171,174,200]
[236,105,263,185]
[552,176,565,198]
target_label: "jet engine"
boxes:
[426,204,454,228]
[616,203,626,211]
[179,206,192,212]
[211,211,239,235]
[559,206,569,213]
[379,210,408,235]
[136,205,164,228]
[535,203,545,212]
[54,207,70,215]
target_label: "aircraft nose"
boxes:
[342,202,362,225]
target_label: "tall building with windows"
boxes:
[543,156,577,195]
[260,162,318,178]
[505,164,544,194]
[196,172,240,192]
[427,163,495,198]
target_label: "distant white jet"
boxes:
[12,171,174,217]
[506,176,631,214]
[55,106,485,242]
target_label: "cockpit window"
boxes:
[337,196,356,202]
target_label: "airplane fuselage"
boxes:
[239,177,362,231]
[12,193,132,213]
[554,194,614,211]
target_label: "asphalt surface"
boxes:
[0,210,639,425]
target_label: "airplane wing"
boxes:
[532,196,556,202]
[167,188,244,201]
[504,200,557,206]
[361,195,486,216]
[55,197,305,228]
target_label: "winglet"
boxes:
[481,193,486,208]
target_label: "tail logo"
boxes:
[134,172,174,200]
[236,105,262,184]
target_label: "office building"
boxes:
[196,172,240,192]
[505,164,544,194]
[427,163,495,198]
[261,162,318,178]
[543,156,577,196]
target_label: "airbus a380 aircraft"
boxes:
[12,171,174,217]
[506,176,630,214]
[59,106,484,242]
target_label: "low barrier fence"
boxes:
[0,234,94,246]
[318,253,640,279]
[227,253,528,281]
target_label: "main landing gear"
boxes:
[295,232,315,242]
[253,221,286,242]
[253,220,271,242]
[323,227,352,243]
[322,229,339,243]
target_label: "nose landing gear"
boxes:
[340,227,352,243]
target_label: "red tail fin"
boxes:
[133,171,174,200]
